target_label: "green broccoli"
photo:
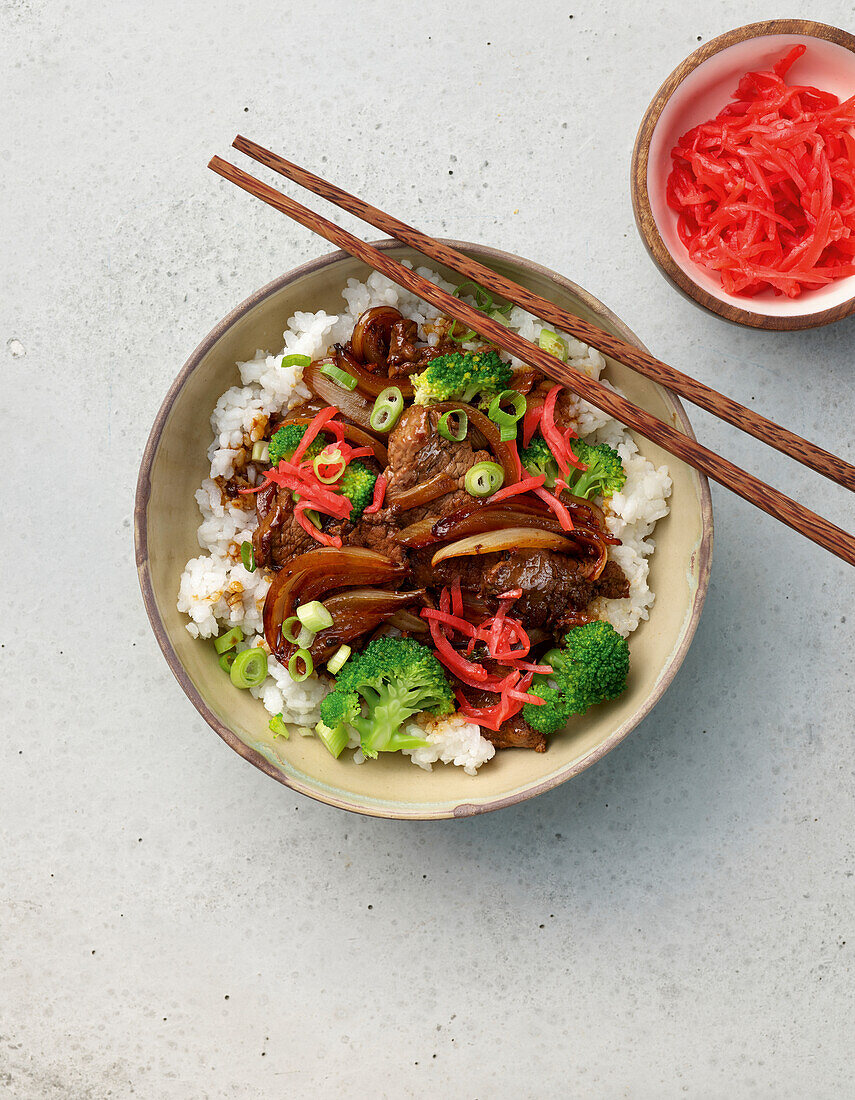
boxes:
[520,433,561,488]
[318,635,455,759]
[564,439,627,500]
[522,620,630,736]
[411,350,512,406]
[338,459,377,522]
[267,423,328,466]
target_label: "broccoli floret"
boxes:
[268,423,327,466]
[564,439,627,500]
[318,635,455,759]
[522,620,630,735]
[411,350,512,406]
[338,459,377,521]
[520,433,561,488]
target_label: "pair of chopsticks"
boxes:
[208,137,855,567]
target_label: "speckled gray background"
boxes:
[2,0,854,1096]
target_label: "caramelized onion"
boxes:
[302,359,377,431]
[431,528,578,566]
[274,413,388,466]
[399,497,611,549]
[335,344,414,398]
[308,588,426,662]
[350,306,403,365]
[386,472,457,512]
[386,609,430,634]
[263,547,408,660]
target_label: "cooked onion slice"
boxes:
[335,344,414,398]
[386,472,457,512]
[430,527,577,566]
[263,547,408,660]
[303,360,377,431]
[309,588,426,662]
[350,306,403,365]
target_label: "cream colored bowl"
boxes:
[135,242,713,819]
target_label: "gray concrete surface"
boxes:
[2,1,854,1096]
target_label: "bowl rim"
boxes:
[134,239,714,819]
[630,18,855,331]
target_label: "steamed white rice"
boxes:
[177,265,671,774]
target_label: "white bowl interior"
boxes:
[647,33,855,317]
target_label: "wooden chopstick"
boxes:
[232,135,855,494]
[207,154,855,568]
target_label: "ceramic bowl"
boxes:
[135,241,713,819]
[631,19,855,330]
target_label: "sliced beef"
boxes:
[484,713,547,752]
[385,404,493,526]
[252,484,317,570]
[480,551,598,628]
[593,559,632,601]
[331,508,409,565]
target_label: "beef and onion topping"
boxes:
[178,272,671,774]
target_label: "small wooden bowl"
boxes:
[631,20,855,330]
[135,241,712,820]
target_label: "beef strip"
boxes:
[452,678,547,752]
[252,484,317,570]
[385,404,494,526]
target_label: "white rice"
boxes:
[177,266,671,772]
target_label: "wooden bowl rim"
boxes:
[631,19,855,331]
[134,239,713,819]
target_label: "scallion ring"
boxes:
[269,714,290,739]
[251,440,269,463]
[296,600,334,633]
[488,390,526,441]
[319,362,358,390]
[229,646,269,689]
[437,409,468,442]
[213,626,244,655]
[240,540,256,573]
[453,280,494,312]
[281,353,312,369]
[312,448,346,484]
[288,649,314,683]
[537,329,568,361]
[448,319,476,343]
[369,387,404,433]
[464,460,505,498]
[326,644,351,675]
[218,653,236,673]
[282,616,303,645]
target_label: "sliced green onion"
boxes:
[240,540,256,573]
[369,387,404,433]
[218,653,236,673]
[297,625,316,650]
[230,646,269,689]
[296,600,334,633]
[281,353,312,369]
[251,440,269,463]
[453,280,494,312]
[448,319,477,343]
[537,328,568,361]
[269,714,290,739]
[464,460,505,498]
[288,649,314,682]
[296,725,315,738]
[305,508,322,530]
[320,362,358,390]
[437,409,468,442]
[326,644,352,675]
[489,389,526,424]
[316,720,348,758]
[214,626,244,655]
[489,309,512,327]
[282,616,303,645]
[312,448,346,484]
